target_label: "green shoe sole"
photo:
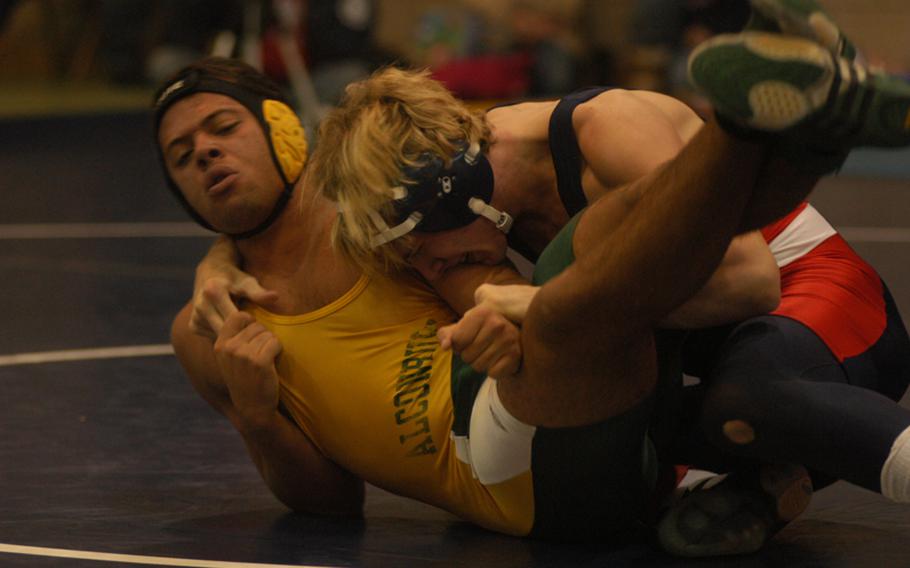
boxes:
[691,31,910,147]
[689,33,834,130]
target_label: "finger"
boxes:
[219,321,272,370]
[261,333,283,361]
[455,307,507,361]
[245,329,278,363]
[234,277,281,307]
[437,325,455,350]
[232,319,271,346]
[463,330,516,372]
[445,310,485,353]
[474,283,498,306]
[203,280,240,320]
[193,290,230,339]
[475,284,538,323]
[192,296,224,328]
[486,350,522,379]
[457,323,497,364]
[219,311,256,340]
[188,312,217,341]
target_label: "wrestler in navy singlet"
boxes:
[545,87,910,492]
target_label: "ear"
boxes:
[262,100,308,184]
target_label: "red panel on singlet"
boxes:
[770,234,885,362]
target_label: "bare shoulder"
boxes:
[572,89,704,193]
[486,100,559,142]
[574,89,700,136]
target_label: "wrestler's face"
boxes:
[407,218,508,282]
[158,93,284,234]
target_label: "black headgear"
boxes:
[153,70,307,239]
[370,142,512,247]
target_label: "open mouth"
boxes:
[207,172,237,196]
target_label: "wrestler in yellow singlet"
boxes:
[248,270,535,536]
[248,218,664,543]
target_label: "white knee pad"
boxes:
[881,425,910,503]
[467,378,536,485]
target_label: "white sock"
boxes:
[881,425,910,503]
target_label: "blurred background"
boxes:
[1,0,909,120]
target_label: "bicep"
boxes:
[576,90,700,199]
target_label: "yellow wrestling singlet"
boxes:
[247,271,534,535]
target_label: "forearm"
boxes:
[195,236,240,288]
[231,409,365,517]
[172,306,364,517]
[660,232,780,328]
[431,261,530,315]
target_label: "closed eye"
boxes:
[175,150,192,167]
[405,242,423,263]
[216,122,239,135]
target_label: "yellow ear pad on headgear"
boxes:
[262,99,308,184]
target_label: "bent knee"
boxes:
[699,385,762,448]
[721,419,756,445]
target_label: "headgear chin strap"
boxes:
[153,71,308,239]
[369,142,513,248]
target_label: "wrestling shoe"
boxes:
[657,463,812,558]
[745,0,856,60]
[689,32,910,147]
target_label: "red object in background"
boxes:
[431,52,533,100]
[260,28,308,82]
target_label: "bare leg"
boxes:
[740,150,821,231]
[498,120,779,428]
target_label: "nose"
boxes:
[194,135,222,168]
[429,257,467,282]
[411,255,450,282]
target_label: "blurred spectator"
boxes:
[508,0,584,97]
[146,0,243,85]
[415,4,531,100]
[98,0,154,85]
[632,0,749,54]
[419,0,585,101]
[629,0,749,114]
[261,0,390,105]
[307,0,385,104]
[415,5,485,68]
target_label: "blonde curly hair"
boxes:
[308,66,492,274]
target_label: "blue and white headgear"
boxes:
[369,142,513,248]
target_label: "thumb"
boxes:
[474,283,515,310]
[437,324,455,350]
[473,283,498,306]
[235,277,280,308]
